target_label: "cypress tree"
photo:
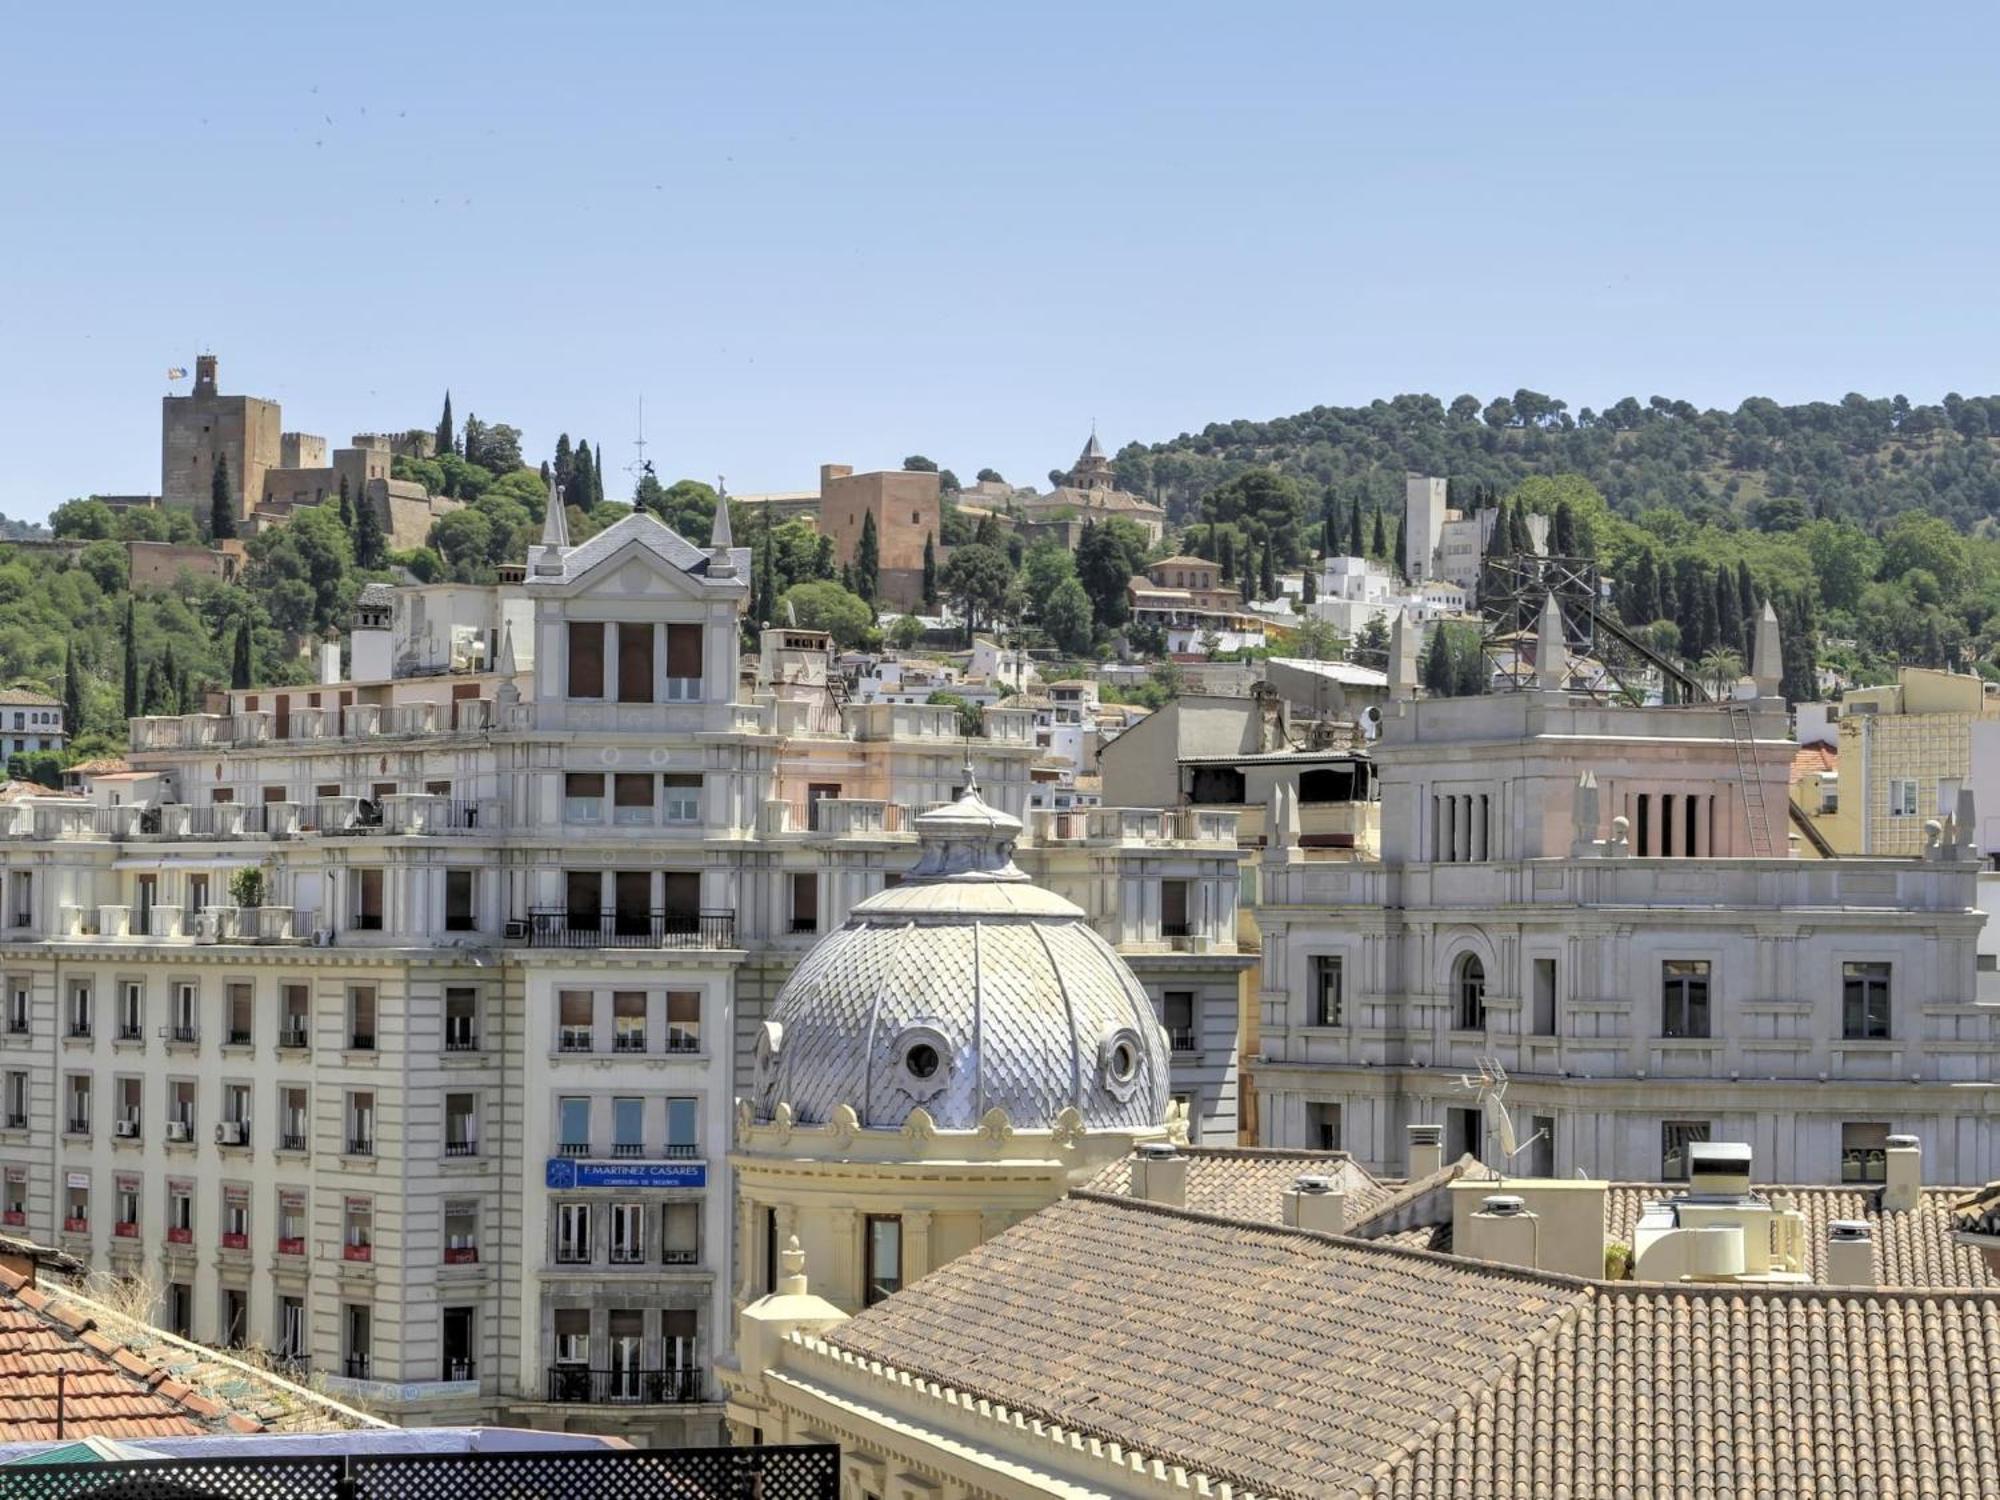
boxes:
[1656,557,1679,636]
[592,445,605,507]
[231,618,253,690]
[1345,498,1363,558]
[554,433,574,492]
[338,474,354,533]
[1552,500,1578,557]
[1688,561,1719,660]
[1714,567,1742,664]
[1422,625,1453,695]
[922,532,938,610]
[1736,560,1758,655]
[435,391,454,456]
[210,454,237,541]
[160,643,179,712]
[1492,499,1515,558]
[571,442,595,513]
[1625,551,1660,624]
[1259,537,1277,602]
[1395,506,1409,579]
[1370,504,1387,559]
[142,661,165,715]
[61,640,82,738]
[1511,504,1534,556]
[1301,568,1317,605]
[1218,531,1235,583]
[856,511,880,602]
[355,492,386,569]
[1454,630,1486,696]
[121,597,139,720]
[1320,507,1336,559]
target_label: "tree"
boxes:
[922,533,938,610]
[1714,568,1742,664]
[1453,631,1485,697]
[777,581,874,648]
[1421,624,1453,695]
[941,543,1013,638]
[210,455,237,541]
[571,442,596,514]
[1395,505,1409,578]
[1345,498,1363,558]
[1735,561,1758,655]
[1287,616,1346,661]
[1217,529,1235,584]
[1258,537,1277,602]
[1043,578,1094,655]
[976,468,1004,484]
[1021,541,1077,607]
[855,511,880,603]
[121,596,139,719]
[889,614,926,650]
[1200,469,1310,568]
[1552,500,1578,557]
[902,455,939,473]
[1354,616,1390,667]
[435,391,454,456]
[1370,505,1387,559]
[337,474,354,533]
[1301,569,1317,604]
[938,469,962,495]
[354,492,386,569]
[1075,519,1148,629]
[61,640,82,736]
[1698,648,1745,699]
[1622,550,1661,625]
[231,618,253,690]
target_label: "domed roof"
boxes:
[754,782,1170,1134]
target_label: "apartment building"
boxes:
[1252,604,1997,1184]
[0,503,1241,1442]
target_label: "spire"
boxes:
[1753,600,1783,698]
[1080,426,1105,463]
[541,472,569,549]
[709,488,734,550]
[1535,592,1566,691]
[1390,611,1417,699]
[496,618,518,677]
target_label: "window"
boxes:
[172,981,198,1043]
[66,981,90,1039]
[864,1215,902,1305]
[1529,1116,1556,1178]
[611,773,654,826]
[567,621,605,699]
[351,869,384,931]
[559,1097,591,1155]
[219,1286,247,1349]
[3,1071,24,1129]
[1309,1101,1341,1152]
[553,1308,590,1365]
[1532,958,1557,1036]
[222,1189,250,1249]
[1661,960,1711,1039]
[666,991,700,1052]
[280,1087,309,1152]
[445,987,479,1051]
[445,1093,478,1156]
[1884,777,1919,817]
[617,622,655,703]
[663,1201,699,1265]
[1661,1120,1711,1180]
[221,1083,251,1144]
[167,1284,192,1340]
[442,1306,476,1382]
[226,983,252,1046]
[1454,955,1487,1031]
[664,623,703,699]
[344,1198,373,1259]
[343,1304,371,1378]
[610,1201,646,1264]
[116,1178,140,1235]
[1161,880,1191,938]
[444,1199,479,1263]
[662,774,701,824]
[119,981,143,1041]
[556,1202,592,1263]
[1448,1106,1483,1165]
[1842,1121,1891,1184]
[613,1097,645,1157]
[613,991,646,1052]
[564,773,605,824]
[63,1179,88,1232]
[789,872,818,935]
[1163,992,1196,1052]
[665,1097,698,1158]
[1843,961,1891,1040]
[7,980,26,1034]
[277,1296,306,1362]
[348,987,376,1050]
[116,1076,142,1136]
[1313,956,1343,1027]
[281,984,310,1048]
[445,870,476,931]
[66,1074,90,1135]
[559,991,593,1052]
[346,1092,375,1155]
[169,1079,196,1139]
[278,1191,306,1254]
[167,1182,193,1239]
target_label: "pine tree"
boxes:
[1370,504,1386,558]
[1346,498,1363,558]
[338,474,354,533]
[1422,625,1453,695]
[1259,537,1277,602]
[121,597,139,720]
[231,618,252,690]
[355,492,386,569]
[922,532,938,610]
[856,511,880,602]
[210,455,237,541]
[435,391,454,456]
[61,640,82,738]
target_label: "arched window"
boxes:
[1455,954,1487,1031]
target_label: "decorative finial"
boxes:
[962,743,978,797]
[778,1234,807,1294]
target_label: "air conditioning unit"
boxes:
[113,1120,138,1139]
[215,1121,244,1146]
[166,1120,190,1142]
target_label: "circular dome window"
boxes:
[905,1042,940,1080]
[886,1024,952,1107]
[1109,1039,1138,1084]
[1098,1025,1146,1102]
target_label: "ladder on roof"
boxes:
[1726,704,1775,857]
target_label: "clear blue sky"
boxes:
[3,2,1997,521]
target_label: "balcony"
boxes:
[443,1358,476,1382]
[664,1030,700,1054]
[443,1243,479,1265]
[444,1139,479,1158]
[345,1354,371,1379]
[662,1247,699,1267]
[347,1136,375,1157]
[444,1031,479,1053]
[279,1132,308,1153]
[610,1143,644,1159]
[343,1241,373,1263]
[279,1026,310,1051]
[1168,1027,1198,1053]
[170,1026,200,1045]
[277,1236,306,1256]
[557,1142,589,1158]
[524,909,736,950]
[612,1033,648,1054]
[545,1367,705,1405]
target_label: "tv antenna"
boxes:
[628,396,655,483]
[1455,1057,1545,1181]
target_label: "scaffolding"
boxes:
[1475,553,1707,705]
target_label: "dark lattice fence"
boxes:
[0,1446,838,1500]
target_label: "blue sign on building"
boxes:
[545,1158,707,1190]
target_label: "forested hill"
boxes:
[1111,390,2000,532]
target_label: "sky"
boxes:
[2,2,1998,521]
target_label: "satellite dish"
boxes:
[1455,1057,1543,1177]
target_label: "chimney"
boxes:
[1281,1174,1346,1235]
[1826,1220,1878,1286]
[1407,1123,1443,1178]
[1128,1142,1186,1207]
[1881,1134,1922,1213]
[318,642,342,686]
[1466,1194,1538,1271]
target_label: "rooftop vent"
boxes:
[1686,1141,1754,1199]
[1283,1173,1347,1234]
[1480,1195,1528,1216]
[1407,1122,1444,1178]
[1136,1142,1180,1161]
[1827,1218,1878,1287]
[1130,1142,1187,1208]
[1883,1135,1922,1213]
[1292,1174,1336,1194]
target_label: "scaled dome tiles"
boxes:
[755,786,1170,1133]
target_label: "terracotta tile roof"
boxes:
[64,758,128,777]
[820,1191,2000,1500]
[0,690,57,708]
[1082,1145,1397,1223]
[1790,742,1838,782]
[1602,1182,1995,1288]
